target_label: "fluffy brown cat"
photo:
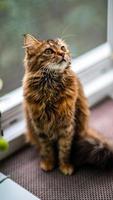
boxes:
[23,34,113,175]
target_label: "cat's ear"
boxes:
[23,34,41,51]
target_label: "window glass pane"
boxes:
[0,0,107,96]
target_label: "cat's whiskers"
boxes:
[62,34,78,40]
[61,24,74,38]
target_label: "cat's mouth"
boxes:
[58,58,66,64]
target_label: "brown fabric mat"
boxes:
[0,98,113,200]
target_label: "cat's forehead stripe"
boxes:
[46,39,67,50]
[47,39,55,46]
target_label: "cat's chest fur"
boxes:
[37,72,65,102]
[24,70,77,132]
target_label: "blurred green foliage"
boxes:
[0,137,9,151]
[0,0,107,96]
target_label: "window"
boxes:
[0,0,113,160]
[0,0,107,96]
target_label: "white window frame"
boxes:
[0,0,113,159]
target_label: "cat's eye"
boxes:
[44,48,54,54]
[61,46,66,52]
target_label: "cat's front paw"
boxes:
[40,160,54,172]
[59,163,74,175]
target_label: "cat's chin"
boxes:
[48,62,68,72]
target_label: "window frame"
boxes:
[0,0,113,159]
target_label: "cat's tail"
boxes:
[72,128,113,169]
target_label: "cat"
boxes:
[23,34,113,175]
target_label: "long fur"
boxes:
[72,128,113,169]
[23,34,113,174]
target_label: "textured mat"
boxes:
[0,98,113,200]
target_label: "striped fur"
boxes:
[23,34,113,175]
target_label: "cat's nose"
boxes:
[58,53,66,64]
[58,52,65,58]
[58,52,66,62]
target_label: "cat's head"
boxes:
[23,34,71,72]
